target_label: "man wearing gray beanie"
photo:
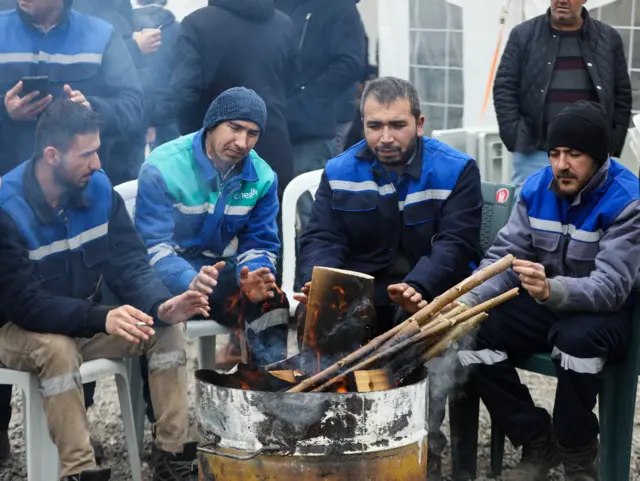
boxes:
[455,101,640,481]
[134,86,289,370]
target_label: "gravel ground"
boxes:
[1,339,639,480]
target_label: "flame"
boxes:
[335,378,348,393]
[240,381,251,391]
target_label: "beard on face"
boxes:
[53,160,90,193]
[375,135,419,167]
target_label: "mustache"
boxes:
[555,171,577,179]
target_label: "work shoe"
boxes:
[61,467,112,481]
[505,427,560,481]
[152,441,198,481]
[427,453,442,481]
[91,437,105,465]
[0,429,10,461]
[560,439,599,481]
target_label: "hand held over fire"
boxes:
[387,283,427,314]
[158,290,210,324]
[189,261,226,295]
[240,266,277,303]
[512,259,550,301]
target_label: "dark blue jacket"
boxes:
[132,4,180,126]
[0,159,172,337]
[0,5,144,175]
[299,138,483,304]
[275,0,366,142]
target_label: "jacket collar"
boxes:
[23,157,89,224]
[545,6,592,39]
[354,137,424,180]
[549,158,610,206]
[192,129,259,185]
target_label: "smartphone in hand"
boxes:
[21,76,50,100]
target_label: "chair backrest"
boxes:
[114,180,139,220]
[480,181,515,254]
[281,169,324,295]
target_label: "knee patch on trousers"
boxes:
[148,350,187,372]
[550,347,605,374]
[39,371,82,397]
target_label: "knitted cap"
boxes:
[203,87,267,133]
[547,101,610,166]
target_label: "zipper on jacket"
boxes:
[299,13,312,50]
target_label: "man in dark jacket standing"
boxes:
[171,0,297,194]
[276,0,366,176]
[493,0,631,195]
[133,0,181,150]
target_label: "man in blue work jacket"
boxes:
[296,76,484,479]
[456,101,640,481]
[0,100,207,481]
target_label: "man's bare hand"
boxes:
[134,29,162,55]
[293,281,311,305]
[239,266,276,303]
[4,81,52,121]
[158,291,210,324]
[64,84,91,110]
[388,283,427,314]
[105,305,155,344]
[513,259,550,301]
[189,261,226,295]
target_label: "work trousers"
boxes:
[0,322,189,477]
[458,294,631,448]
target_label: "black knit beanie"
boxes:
[547,101,610,166]
[203,87,267,133]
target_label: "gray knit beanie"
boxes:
[203,87,267,133]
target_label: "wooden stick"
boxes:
[443,304,467,319]
[421,288,519,337]
[411,254,515,327]
[287,254,515,393]
[371,319,422,356]
[423,312,489,361]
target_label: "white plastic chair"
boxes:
[280,170,324,314]
[114,180,232,445]
[0,359,141,481]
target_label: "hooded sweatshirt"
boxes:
[171,0,297,191]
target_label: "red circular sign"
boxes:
[496,188,510,204]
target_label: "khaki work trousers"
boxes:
[0,322,189,477]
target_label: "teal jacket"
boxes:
[134,130,280,294]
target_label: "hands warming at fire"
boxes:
[239,266,276,303]
[158,290,210,324]
[293,282,311,305]
[512,259,550,301]
[387,283,428,314]
[189,261,226,295]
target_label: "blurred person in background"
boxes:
[493,0,631,196]
[133,0,181,150]
[275,0,365,175]
[0,0,143,455]
[171,0,297,196]
[73,0,156,184]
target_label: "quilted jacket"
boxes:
[493,8,631,156]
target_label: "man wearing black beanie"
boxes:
[455,101,640,481]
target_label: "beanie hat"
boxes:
[203,87,267,133]
[547,101,610,166]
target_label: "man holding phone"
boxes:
[0,0,144,177]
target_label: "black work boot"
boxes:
[61,467,112,481]
[427,453,442,481]
[0,430,10,461]
[560,439,599,481]
[506,426,560,481]
[152,441,198,481]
